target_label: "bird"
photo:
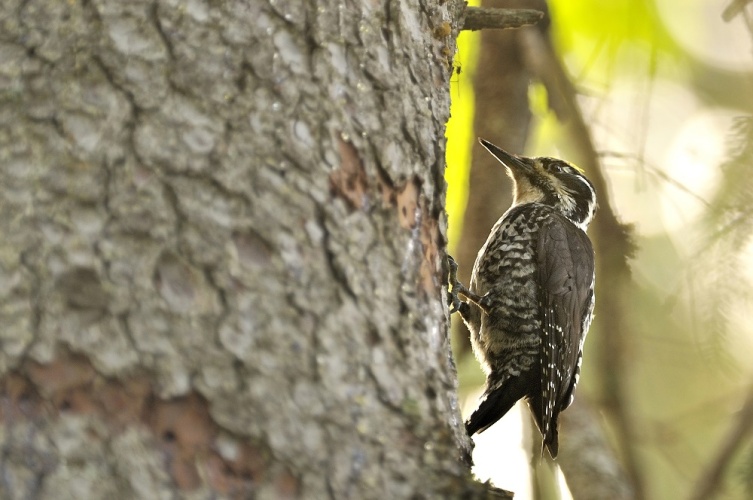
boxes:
[448,138,597,458]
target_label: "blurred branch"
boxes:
[598,151,711,207]
[519,27,644,499]
[559,399,635,500]
[462,7,544,31]
[722,0,753,22]
[722,0,753,41]
[689,383,753,500]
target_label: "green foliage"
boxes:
[550,0,679,81]
[710,116,753,238]
[692,116,753,374]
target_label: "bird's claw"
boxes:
[447,255,489,317]
[447,255,466,314]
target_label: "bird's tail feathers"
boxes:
[465,377,528,436]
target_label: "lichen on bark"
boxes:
[0,0,484,497]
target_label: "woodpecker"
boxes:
[449,138,596,458]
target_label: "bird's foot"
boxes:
[447,256,473,314]
[447,256,489,316]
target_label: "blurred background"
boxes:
[446,0,753,498]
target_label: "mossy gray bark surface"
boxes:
[0,0,482,497]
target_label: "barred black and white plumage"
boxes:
[449,138,596,459]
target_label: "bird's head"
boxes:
[479,138,597,230]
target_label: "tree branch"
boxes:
[722,0,753,22]
[689,383,753,500]
[462,7,544,31]
[559,398,635,499]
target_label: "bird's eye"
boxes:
[552,164,564,174]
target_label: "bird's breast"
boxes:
[469,207,547,364]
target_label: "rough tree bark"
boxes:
[0,0,506,498]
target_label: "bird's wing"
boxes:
[536,212,595,455]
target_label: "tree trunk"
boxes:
[0,0,489,497]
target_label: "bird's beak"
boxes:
[478,138,533,176]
